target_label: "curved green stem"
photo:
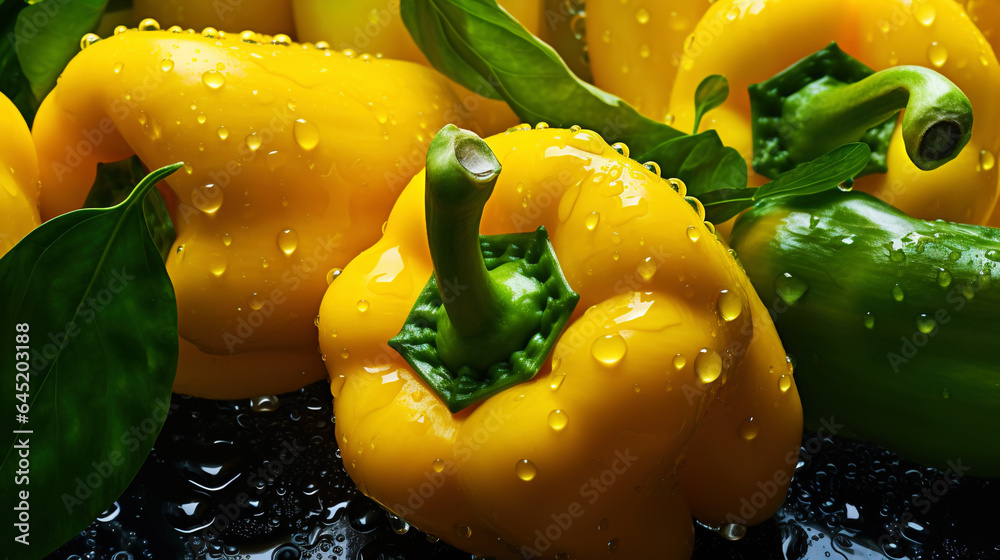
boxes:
[783,66,973,171]
[424,124,504,342]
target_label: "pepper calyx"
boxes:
[388,125,579,413]
[749,42,973,179]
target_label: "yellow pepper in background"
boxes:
[0,93,40,258]
[132,0,296,37]
[585,0,711,122]
[31,24,474,399]
[318,125,802,559]
[662,0,1000,228]
[291,0,542,136]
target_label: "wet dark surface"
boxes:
[49,380,1000,560]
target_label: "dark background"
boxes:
[50,381,1000,560]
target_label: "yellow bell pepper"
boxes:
[317,125,802,558]
[960,0,1000,49]
[585,0,711,122]
[291,0,542,136]
[132,0,296,37]
[663,0,1000,227]
[31,23,474,399]
[0,93,40,258]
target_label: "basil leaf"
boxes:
[15,0,109,101]
[700,143,871,224]
[754,142,871,201]
[641,130,748,197]
[84,156,177,262]
[0,163,181,560]
[700,187,758,224]
[401,0,684,156]
[693,75,728,134]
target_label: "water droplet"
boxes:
[267,150,287,171]
[635,8,650,24]
[717,290,742,322]
[778,374,792,393]
[326,268,342,285]
[916,3,936,26]
[685,196,706,220]
[915,313,937,334]
[113,61,124,74]
[548,409,568,431]
[942,388,950,399]
[80,33,100,50]
[738,417,758,440]
[250,395,279,412]
[643,161,661,176]
[639,43,650,58]
[686,225,701,242]
[535,121,549,130]
[775,272,809,304]
[719,523,747,541]
[592,334,627,365]
[515,459,537,481]
[160,58,174,72]
[114,25,128,35]
[201,70,225,89]
[863,311,876,330]
[271,33,292,46]
[245,132,262,151]
[838,177,854,192]
[193,184,223,214]
[196,113,207,125]
[608,538,620,554]
[455,525,472,539]
[937,268,953,287]
[261,257,270,269]
[249,293,265,311]
[208,253,227,276]
[340,348,350,359]
[672,353,686,370]
[726,5,741,20]
[201,26,218,38]
[928,42,948,67]
[357,299,369,313]
[216,126,229,140]
[611,142,630,157]
[432,458,445,473]
[222,233,232,247]
[694,348,722,384]
[892,283,905,302]
[550,371,566,391]
[981,150,996,171]
[294,119,320,150]
[611,232,622,245]
[277,228,298,255]
[637,257,657,281]
[585,211,601,231]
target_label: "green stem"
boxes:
[424,125,509,360]
[782,66,973,171]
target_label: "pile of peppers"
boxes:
[4,0,1000,558]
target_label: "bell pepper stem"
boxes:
[424,124,505,342]
[782,66,973,171]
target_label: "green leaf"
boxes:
[0,0,39,124]
[15,0,109,101]
[640,130,748,197]
[83,156,177,262]
[0,163,182,560]
[754,142,872,200]
[701,143,871,224]
[693,75,728,134]
[401,0,685,156]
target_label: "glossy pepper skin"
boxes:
[731,190,1000,476]
[132,0,296,37]
[291,0,542,136]
[31,26,472,399]
[585,0,710,122]
[665,0,1000,228]
[317,126,802,559]
[0,93,40,258]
